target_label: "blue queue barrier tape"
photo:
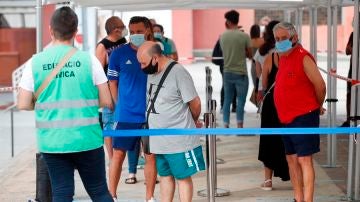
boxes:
[103,127,360,137]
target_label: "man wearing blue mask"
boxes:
[273,22,326,202]
[152,24,178,61]
[107,16,157,202]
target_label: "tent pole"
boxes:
[330,4,338,168]
[326,0,334,168]
[352,0,360,200]
[36,0,43,53]
[81,7,89,51]
[297,8,303,44]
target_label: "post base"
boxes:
[197,188,230,197]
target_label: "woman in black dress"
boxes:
[258,21,290,191]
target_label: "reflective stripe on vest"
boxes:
[36,117,99,129]
[35,99,99,110]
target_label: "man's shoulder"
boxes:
[112,43,131,54]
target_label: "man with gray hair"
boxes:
[273,22,326,202]
[137,41,205,202]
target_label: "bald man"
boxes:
[137,41,205,202]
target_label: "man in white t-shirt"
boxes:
[17,6,113,202]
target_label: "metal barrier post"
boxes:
[204,112,215,202]
[198,66,230,199]
[10,108,14,157]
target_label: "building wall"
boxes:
[172,7,355,59]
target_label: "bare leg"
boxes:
[144,153,157,200]
[260,166,273,190]
[160,176,175,202]
[298,155,315,202]
[104,137,113,159]
[286,154,304,202]
[108,149,126,198]
[177,177,193,202]
[264,166,273,180]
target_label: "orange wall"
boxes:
[42,4,55,48]
[172,7,355,59]
[172,10,194,60]
[193,9,254,50]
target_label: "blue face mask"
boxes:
[154,32,162,40]
[130,34,145,47]
[275,39,293,53]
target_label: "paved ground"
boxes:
[0,57,355,201]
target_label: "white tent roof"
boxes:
[45,0,354,11]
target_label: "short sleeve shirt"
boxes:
[220,29,251,75]
[147,61,200,154]
[108,43,147,123]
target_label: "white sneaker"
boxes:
[113,197,118,202]
[145,197,157,202]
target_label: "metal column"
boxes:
[295,8,303,43]
[284,10,291,22]
[309,6,318,60]
[81,7,89,51]
[352,0,360,200]
[325,0,338,168]
[347,1,360,200]
[36,0,43,53]
[330,4,338,167]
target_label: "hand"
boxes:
[257,90,264,103]
[320,107,326,115]
[195,120,203,128]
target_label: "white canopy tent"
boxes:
[35,0,360,200]
[44,0,354,10]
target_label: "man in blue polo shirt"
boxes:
[107,16,157,202]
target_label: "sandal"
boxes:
[125,177,137,184]
[260,179,272,191]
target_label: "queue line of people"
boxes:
[212,10,326,202]
[16,6,329,202]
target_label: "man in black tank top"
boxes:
[95,16,127,161]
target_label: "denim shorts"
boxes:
[282,109,320,157]
[156,146,205,179]
[102,107,116,130]
[112,122,142,151]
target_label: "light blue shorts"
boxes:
[156,146,205,179]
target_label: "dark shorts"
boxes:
[112,122,142,151]
[282,109,320,157]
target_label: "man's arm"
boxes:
[188,96,201,122]
[303,55,326,108]
[95,43,107,68]
[97,82,113,110]
[108,80,118,104]
[245,47,253,59]
[17,88,35,110]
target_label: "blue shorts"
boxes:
[282,109,320,157]
[112,122,142,151]
[156,146,205,180]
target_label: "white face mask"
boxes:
[122,28,128,38]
